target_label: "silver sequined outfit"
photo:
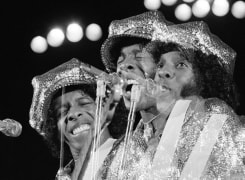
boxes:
[98,97,245,179]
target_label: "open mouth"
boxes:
[124,79,139,96]
[153,83,171,96]
[160,85,169,92]
[126,84,133,93]
[72,124,91,135]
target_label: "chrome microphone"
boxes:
[97,72,125,102]
[0,118,22,137]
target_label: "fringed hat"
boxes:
[29,58,104,136]
[152,20,236,75]
[101,10,174,73]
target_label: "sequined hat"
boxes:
[101,10,174,73]
[29,58,103,136]
[152,20,236,75]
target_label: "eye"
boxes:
[78,98,94,107]
[176,62,188,69]
[157,61,164,69]
[78,102,93,107]
[135,53,144,61]
[135,52,144,57]
[117,56,124,65]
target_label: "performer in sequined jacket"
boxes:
[98,11,245,179]
[29,58,128,180]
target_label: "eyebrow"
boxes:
[120,47,142,56]
[54,95,92,111]
[75,96,93,103]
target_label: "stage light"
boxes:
[231,1,245,19]
[144,0,161,10]
[175,4,192,21]
[66,23,83,42]
[161,0,178,6]
[47,28,65,47]
[183,0,195,3]
[30,36,48,53]
[85,23,102,41]
[212,0,229,17]
[192,0,210,18]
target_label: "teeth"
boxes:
[160,86,168,92]
[127,79,138,85]
[72,124,90,135]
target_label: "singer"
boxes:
[98,10,245,179]
[29,59,128,180]
[97,11,170,179]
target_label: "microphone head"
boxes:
[1,118,22,137]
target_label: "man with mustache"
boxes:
[126,18,245,179]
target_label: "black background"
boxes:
[0,1,244,180]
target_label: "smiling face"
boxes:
[53,89,96,151]
[116,43,157,111]
[154,51,196,113]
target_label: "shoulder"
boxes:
[203,97,243,135]
[203,98,245,147]
[204,98,236,116]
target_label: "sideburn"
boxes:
[180,68,203,98]
[180,82,200,98]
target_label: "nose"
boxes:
[67,110,83,122]
[117,63,136,76]
[156,67,174,79]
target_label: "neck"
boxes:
[140,105,159,124]
[69,129,111,180]
[140,103,175,134]
[70,128,111,163]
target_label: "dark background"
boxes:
[0,1,244,180]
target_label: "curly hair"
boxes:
[148,41,240,111]
[42,84,128,163]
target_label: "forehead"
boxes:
[160,51,184,62]
[54,89,91,102]
[120,43,143,53]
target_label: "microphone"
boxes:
[97,73,124,102]
[0,118,22,137]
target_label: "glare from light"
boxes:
[175,4,192,21]
[161,0,178,6]
[183,0,195,3]
[212,0,230,17]
[144,0,161,10]
[30,36,48,53]
[192,0,211,18]
[231,1,245,19]
[47,28,65,47]
[86,23,102,41]
[66,23,83,42]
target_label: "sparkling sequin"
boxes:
[152,21,236,75]
[101,10,236,75]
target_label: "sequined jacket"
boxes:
[97,97,245,179]
[55,138,116,180]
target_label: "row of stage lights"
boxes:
[144,0,245,21]
[30,23,102,54]
[31,1,244,54]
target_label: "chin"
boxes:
[123,97,131,110]
[70,138,91,152]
